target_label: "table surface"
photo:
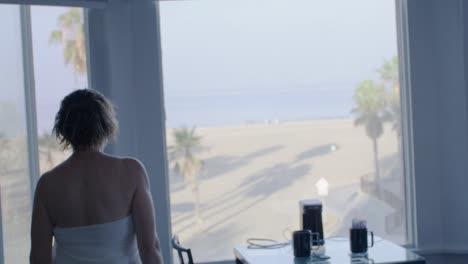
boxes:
[234,237,425,264]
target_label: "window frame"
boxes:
[0,5,42,262]
[16,3,174,262]
[20,6,41,205]
[156,0,417,262]
[10,1,175,262]
[0,1,101,262]
[395,0,418,248]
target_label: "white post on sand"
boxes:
[316,177,329,197]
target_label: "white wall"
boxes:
[87,0,173,262]
[407,0,468,253]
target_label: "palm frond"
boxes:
[50,8,87,76]
[352,80,389,138]
[170,127,204,181]
[49,30,63,44]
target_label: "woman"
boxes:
[30,89,164,264]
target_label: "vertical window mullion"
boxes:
[20,5,41,199]
[395,0,417,247]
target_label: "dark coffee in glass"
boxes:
[293,230,312,257]
[350,228,374,254]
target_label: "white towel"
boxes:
[53,215,140,264]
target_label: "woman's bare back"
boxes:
[30,150,163,264]
[43,151,136,227]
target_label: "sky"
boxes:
[0,0,398,132]
[160,0,397,96]
[160,0,398,126]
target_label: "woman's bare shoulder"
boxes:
[103,155,148,181]
[103,154,146,172]
[117,157,149,185]
[39,160,69,184]
[35,167,61,197]
[121,157,145,169]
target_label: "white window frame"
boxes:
[395,0,417,248]
[19,6,40,210]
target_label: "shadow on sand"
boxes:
[295,143,338,162]
[172,143,340,233]
[202,145,284,180]
[170,145,284,192]
[172,162,311,234]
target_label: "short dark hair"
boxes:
[53,89,118,150]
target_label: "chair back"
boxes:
[172,235,194,264]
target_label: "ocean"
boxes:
[164,86,355,128]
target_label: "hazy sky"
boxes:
[160,0,397,96]
[160,0,398,126]
[1,0,398,132]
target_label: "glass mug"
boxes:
[350,228,374,254]
[292,230,322,258]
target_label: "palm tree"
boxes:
[378,56,406,215]
[377,55,399,92]
[38,132,61,170]
[387,91,401,137]
[378,55,401,136]
[169,127,204,226]
[353,80,389,186]
[50,8,87,77]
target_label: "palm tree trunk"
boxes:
[372,138,381,192]
[192,175,202,226]
[47,148,53,170]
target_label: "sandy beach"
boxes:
[167,119,405,262]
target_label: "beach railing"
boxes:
[360,173,404,234]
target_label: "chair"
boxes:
[172,235,194,264]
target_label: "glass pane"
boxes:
[31,6,88,174]
[161,0,406,262]
[0,5,32,263]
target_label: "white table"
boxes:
[234,237,425,264]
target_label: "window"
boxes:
[31,6,88,174]
[160,0,407,262]
[0,5,33,263]
[0,5,88,262]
